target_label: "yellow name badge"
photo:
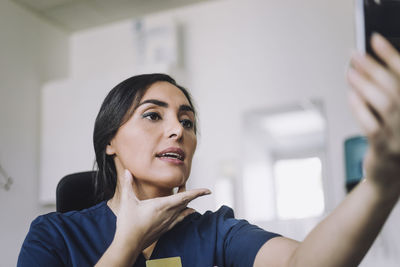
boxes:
[146,256,182,267]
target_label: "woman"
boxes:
[18,33,400,266]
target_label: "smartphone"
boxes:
[355,0,400,62]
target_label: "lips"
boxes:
[156,147,186,162]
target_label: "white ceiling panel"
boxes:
[11,0,214,32]
[13,0,73,11]
[44,2,107,30]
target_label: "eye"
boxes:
[142,112,161,121]
[180,119,194,129]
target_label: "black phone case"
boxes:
[359,0,400,63]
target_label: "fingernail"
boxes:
[371,32,381,40]
[371,32,379,44]
[205,189,212,194]
[371,32,387,48]
[124,169,132,181]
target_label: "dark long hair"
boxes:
[93,73,196,202]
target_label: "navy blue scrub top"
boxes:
[18,201,280,267]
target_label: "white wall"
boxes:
[0,1,69,266]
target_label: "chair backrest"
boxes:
[56,171,99,213]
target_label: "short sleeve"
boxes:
[215,206,280,267]
[17,216,66,267]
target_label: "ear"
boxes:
[106,142,116,155]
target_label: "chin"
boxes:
[153,174,187,189]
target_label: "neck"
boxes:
[107,179,174,214]
[128,178,175,200]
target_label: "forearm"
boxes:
[289,178,399,267]
[95,236,141,267]
[286,34,400,267]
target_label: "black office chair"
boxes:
[56,171,99,213]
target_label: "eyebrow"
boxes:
[138,99,194,114]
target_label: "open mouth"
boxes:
[156,148,185,162]
[156,152,184,161]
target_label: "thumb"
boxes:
[121,169,139,202]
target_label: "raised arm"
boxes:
[254,33,400,267]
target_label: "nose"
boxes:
[167,118,184,141]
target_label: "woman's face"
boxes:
[106,81,197,190]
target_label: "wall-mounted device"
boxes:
[0,163,13,191]
[344,136,368,192]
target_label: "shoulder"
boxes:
[183,205,280,242]
[30,200,109,230]
[184,206,281,266]
[165,205,237,241]
[18,201,111,266]
[60,200,110,220]
[24,201,108,243]
[24,201,109,250]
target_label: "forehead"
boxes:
[141,81,190,105]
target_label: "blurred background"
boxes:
[0,0,398,266]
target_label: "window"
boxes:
[273,157,324,219]
[242,100,326,221]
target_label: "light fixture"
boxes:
[262,109,325,138]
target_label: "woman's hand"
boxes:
[96,169,210,266]
[113,169,211,252]
[348,33,400,197]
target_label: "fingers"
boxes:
[163,188,211,210]
[348,90,380,137]
[120,169,139,202]
[351,51,399,99]
[348,38,400,128]
[347,34,400,148]
[347,67,389,123]
[371,33,400,78]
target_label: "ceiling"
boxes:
[12,0,212,32]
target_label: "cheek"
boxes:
[116,132,154,166]
[187,134,197,160]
